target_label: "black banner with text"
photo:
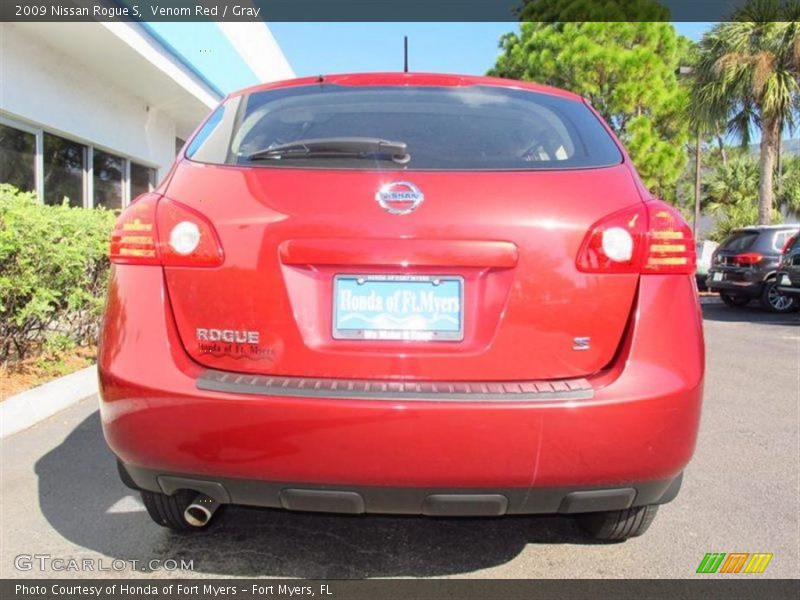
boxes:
[3,579,800,600]
[0,0,785,23]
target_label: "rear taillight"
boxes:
[109,194,223,267]
[577,200,695,275]
[576,204,647,274]
[109,194,160,265]
[156,198,224,267]
[732,252,763,267]
[642,202,696,274]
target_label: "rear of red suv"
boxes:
[98,73,704,540]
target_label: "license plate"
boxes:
[712,272,723,282]
[333,274,463,341]
[782,274,792,286]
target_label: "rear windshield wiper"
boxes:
[245,137,411,164]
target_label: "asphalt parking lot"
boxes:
[1,303,798,579]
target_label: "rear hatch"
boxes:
[711,230,762,282]
[712,229,795,280]
[162,164,641,381]
[713,230,760,263]
[159,79,643,381]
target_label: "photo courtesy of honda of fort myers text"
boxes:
[0,0,798,598]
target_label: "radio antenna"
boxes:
[404,36,409,73]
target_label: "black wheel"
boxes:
[141,490,205,532]
[761,279,797,313]
[577,505,659,541]
[719,291,751,308]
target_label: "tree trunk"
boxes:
[758,117,779,225]
[694,130,702,238]
[716,131,727,166]
[776,135,783,194]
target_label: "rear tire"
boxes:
[719,291,750,308]
[761,279,797,313]
[577,505,659,541]
[141,490,206,532]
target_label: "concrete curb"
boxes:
[0,365,97,439]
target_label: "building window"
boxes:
[0,117,158,209]
[0,123,36,193]
[93,150,124,210]
[130,162,156,199]
[43,133,85,207]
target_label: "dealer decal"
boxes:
[196,328,275,360]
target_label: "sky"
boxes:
[149,22,715,94]
[270,22,714,78]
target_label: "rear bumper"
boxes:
[99,267,704,510]
[706,269,764,297]
[120,461,683,516]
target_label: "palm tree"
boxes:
[690,1,800,225]
[704,156,784,240]
[705,157,760,208]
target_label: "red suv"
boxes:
[99,73,704,541]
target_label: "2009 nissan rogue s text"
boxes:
[99,73,704,540]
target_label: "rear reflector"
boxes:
[109,193,223,267]
[577,200,695,275]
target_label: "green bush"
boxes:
[0,184,116,361]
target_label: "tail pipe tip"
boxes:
[184,494,221,527]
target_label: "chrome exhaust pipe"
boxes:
[184,494,220,527]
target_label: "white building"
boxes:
[0,21,293,209]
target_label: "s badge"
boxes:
[573,337,591,351]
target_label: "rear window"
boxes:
[188,85,623,171]
[721,231,759,252]
[772,230,798,253]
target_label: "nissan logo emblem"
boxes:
[375,181,424,215]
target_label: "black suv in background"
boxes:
[706,225,799,313]
[777,233,800,297]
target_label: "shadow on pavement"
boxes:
[701,303,799,325]
[35,411,606,578]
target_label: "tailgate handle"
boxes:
[280,239,518,268]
